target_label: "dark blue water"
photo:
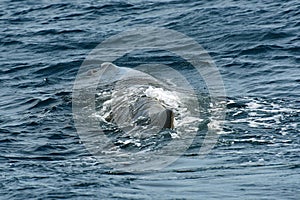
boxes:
[1,0,299,199]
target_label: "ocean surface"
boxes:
[1,0,299,199]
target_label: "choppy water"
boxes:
[1,0,299,199]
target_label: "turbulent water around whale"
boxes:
[1,0,299,199]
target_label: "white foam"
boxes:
[247,101,261,109]
[144,86,181,108]
[225,97,300,136]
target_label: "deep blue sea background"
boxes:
[1,0,299,199]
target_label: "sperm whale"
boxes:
[73,61,203,170]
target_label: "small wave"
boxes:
[21,97,57,110]
[11,3,71,16]
[239,44,283,55]
[0,138,17,143]
[260,31,295,40]
[0,63,29,74]
[1,39,23,46]
[33,29,85,36]
[84,2,134,12]
[33,60,81,77]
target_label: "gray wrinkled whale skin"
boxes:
[100,63,175,131]
[106,95,174,130]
